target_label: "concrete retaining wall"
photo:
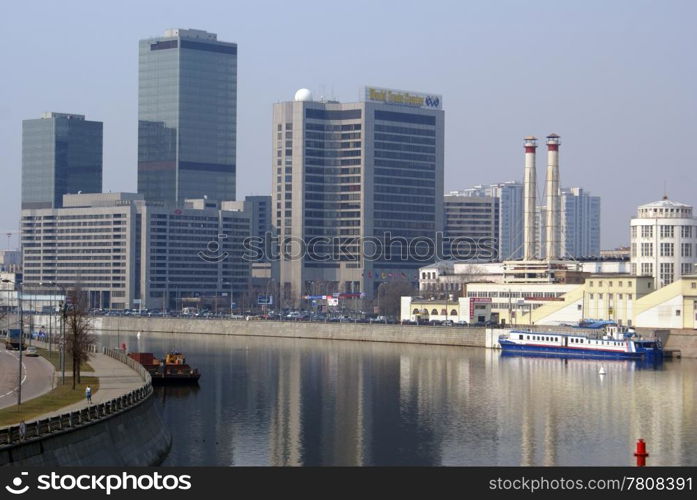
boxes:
[93,317,697,357]
[0,396,170,467]
[96,317,487,348]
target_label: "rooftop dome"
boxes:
[294,88,313,102]
[639,198,690,209]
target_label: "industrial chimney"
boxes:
[545,134,561,260]
[523,136,538,260]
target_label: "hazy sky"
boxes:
[1,0,695,250]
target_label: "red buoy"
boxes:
[634,439,649,467]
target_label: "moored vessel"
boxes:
[129,351,201,384]
[498,325,663,361]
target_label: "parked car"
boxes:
[25,346,38,357]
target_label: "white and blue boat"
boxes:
[498,325,663,361]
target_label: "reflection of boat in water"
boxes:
[129,352,201,384]
[155,384,201,402]
[499,349,664,370]
[498,325,663,362]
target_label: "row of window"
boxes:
[632,225,695,238]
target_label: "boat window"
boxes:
[519,334,524,340]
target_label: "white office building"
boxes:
[630,197,697,288]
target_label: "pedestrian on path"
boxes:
[85,386,92,405]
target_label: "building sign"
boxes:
[257,295,273,305]
[364,86,442,110]
[469,297,492,320]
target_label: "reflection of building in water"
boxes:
[269,350,303,465]
[494,355,697,465]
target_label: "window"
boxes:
[641,243,653,257]
[660,225,674,238]
[682,243,692,257]
[642,226,653,238]
[519,334,524,340]
[681,226,692,238]
[660,263,674,286]
[306,108,362,120]
[631,226,637,238]
[641,263,653,276]
[660,243,674,257]
[375,110,436,125]
[431,309,438,315]
[676,309,681,316]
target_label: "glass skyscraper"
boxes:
[21,112,102,209]
[138,28,237,203]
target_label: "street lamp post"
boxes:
[46,282,67,384]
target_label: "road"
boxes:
[0,344,55,410]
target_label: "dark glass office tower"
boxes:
[138,28,237,204]
[21,113,102,209]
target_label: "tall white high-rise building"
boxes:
[449,181,523,260]
[630,197,697,288]
[539,187,600,259]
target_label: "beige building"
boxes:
[400,295,492,324]
[464,282,579,325]
[634,275,697,329]
[273,87,444,305]
[526,274,654,326]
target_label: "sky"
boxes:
[1,0,696,250]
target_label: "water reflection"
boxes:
[95,330,697,466]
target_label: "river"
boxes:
[96,330,697,466]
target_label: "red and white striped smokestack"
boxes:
[545,133,561,260]
[523,136,538,260]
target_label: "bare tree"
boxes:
[65,287,96,389]
[376,280,417,317]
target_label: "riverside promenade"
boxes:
[36,351,144,419]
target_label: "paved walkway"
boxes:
[35,350,144,420]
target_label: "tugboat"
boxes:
[128,352,201,384]
[498,325,663,361]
